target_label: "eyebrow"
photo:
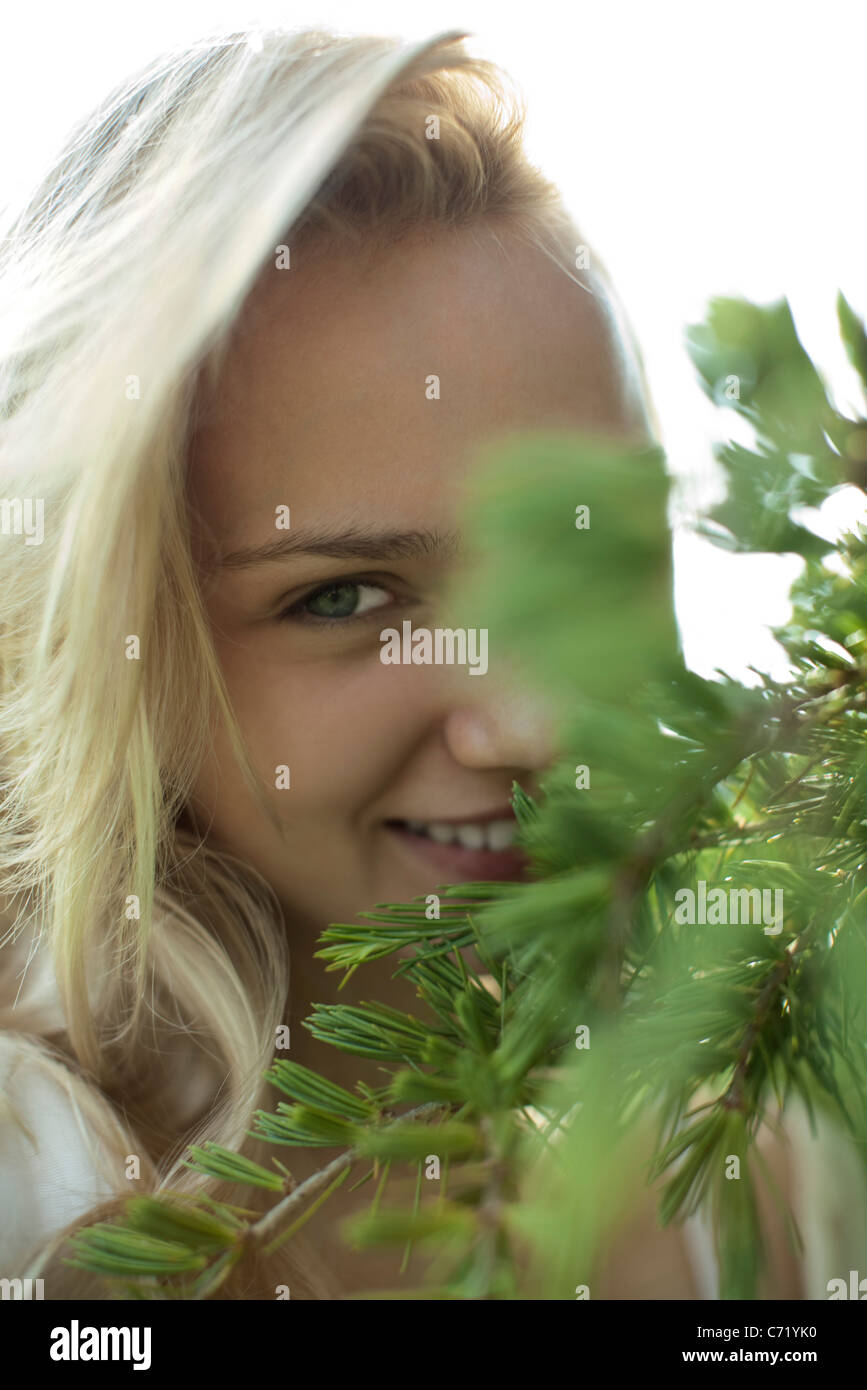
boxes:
[213,526,461,570]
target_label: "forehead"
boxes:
[188,224,648,548]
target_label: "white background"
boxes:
[2,0,865,680]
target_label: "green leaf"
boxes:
[265,1060,377,1122]
[65,1225,209,1277]
[837,291,867,395]
[183,1144,287,1191]
[354,1121,483,1161]
[442,431,678,706]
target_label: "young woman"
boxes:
[0,25,855,1300]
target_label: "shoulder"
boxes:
[0,1032,127,1272]
[782,1099,867,1299]
[593,1102,867,1299]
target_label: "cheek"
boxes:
[202,635,437,826]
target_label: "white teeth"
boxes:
[486,819,516,850]
[456,824,485,850]
[398,818,517,851]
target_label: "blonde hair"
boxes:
[0,25,643,1297]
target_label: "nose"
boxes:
[441,684,557,773]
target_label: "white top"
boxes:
[0,929,123,1276]
[0,1033,121,1273]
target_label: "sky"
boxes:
[2,0,865,681]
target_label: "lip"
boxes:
[384,816,528,882]
[387,807,515,826]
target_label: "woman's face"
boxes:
[187,224,650,931]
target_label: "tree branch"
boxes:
[248,1102,446,1248]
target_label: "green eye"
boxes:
[304,581,363,618]
[285,579,393,624]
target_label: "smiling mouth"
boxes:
[384,813,527,881]
[388,816,516,850]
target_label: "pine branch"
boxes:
[251,1102,444,1251]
